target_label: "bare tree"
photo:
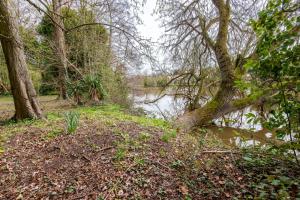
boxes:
[0,0,43,120]
[157,0,266,129]
[71,0,151,70]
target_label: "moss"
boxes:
[233,91,263,108]
[233,97,253,108]
[207,100,219,110]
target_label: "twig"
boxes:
[200,150,240,154]
[144,158,174,171]
[99,146,113,152]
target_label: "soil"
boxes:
[0,99,299,199]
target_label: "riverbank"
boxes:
[0,100,299,199]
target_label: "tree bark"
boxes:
[52,0,68,100]
[0,0,43,120]
[176,0,237,129]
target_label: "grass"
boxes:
[75,105,170,129]
[43,129,63,140]
[161,129,177,142]
[1,100,299,199]
[0,103,174,153]
[0,95,57,104]
[0,96,13,103]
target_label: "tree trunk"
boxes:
[52,0,68,100]
[176,0,236,129]
[0,0,43,120]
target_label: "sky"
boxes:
[138,0,162,42]
[136,0,163,74]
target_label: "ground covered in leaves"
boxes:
[0,99,299,199]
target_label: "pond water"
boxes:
[130,87,284,148]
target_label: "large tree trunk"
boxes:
[176,0,236,129]
[52,0,68,100]
[0,0,43,120]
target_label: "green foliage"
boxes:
[143,75,169,87]
[114,147,127,161]
[37,7,110,95]
[246,0,300,161]
[67,74,107,105]
[44,129,63,140]
[67,79,85,105]
[100,66,129,107]
[138,131,151,142]
[161,130,177,142]
[170,159,184,169]
[238,149,300,199]
[36,7,128,105]
[64,111,80,134]
[84,74,107,101]
[0,26,44,94]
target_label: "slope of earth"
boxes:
[0,102,299,199]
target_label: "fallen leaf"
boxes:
[16,194,23,200]
[179,185,189,195]
[225,192,230,198]
[219,180,225,185]
[118,190,124,196]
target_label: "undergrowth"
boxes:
[0,104,172,153]
[237,148,300,199]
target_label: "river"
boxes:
[131,87,283,148]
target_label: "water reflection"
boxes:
[208,126,278,148]
[130,88,282,148]
[131,88,185,119]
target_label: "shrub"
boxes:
[67,74,107,105]
[67,80,85,105]
[64,111,80,134]
[84,74,107,103]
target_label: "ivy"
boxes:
[246,0,300,164]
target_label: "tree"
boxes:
[37,7,116,105]
[26,0,149,102]
[0,0,43,120]
[157,0,265,129]
[51,0,68,99]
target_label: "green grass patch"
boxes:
[114,147,127,161]
[161,130,177,142]
[43,129,63,140]
[47,112,63,121]
[0,96,13,103]
[138,131,151,142]
[0,103,173,154]
[75,104,170,129]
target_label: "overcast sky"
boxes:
[137,0,163,74]
[138,0,162,42]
